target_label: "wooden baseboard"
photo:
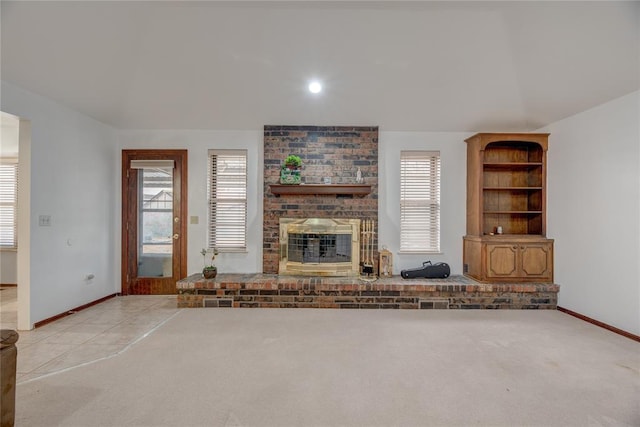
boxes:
[557,306,640,343]
[34,293,118,328]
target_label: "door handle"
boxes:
[173,234,179,240]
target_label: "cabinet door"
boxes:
[485,244,519,279]
[519,243,553,281]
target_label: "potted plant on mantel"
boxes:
[280,154,302,185]
[200,248,219,279]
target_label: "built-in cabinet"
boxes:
[463,133,554,282]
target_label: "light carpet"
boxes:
[15,309,640,426]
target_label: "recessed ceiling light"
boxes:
[308,81,322,94]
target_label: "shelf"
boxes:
[483,162,543,169]
[465,134,551,281]
[481,234,547,239]
[483,187,543,190]
[484,211,542,214]
[270,184,372,196]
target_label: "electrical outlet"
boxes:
[39,215,51,227]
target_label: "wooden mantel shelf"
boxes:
[270,184,372,196]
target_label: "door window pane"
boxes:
[137,168,173,277]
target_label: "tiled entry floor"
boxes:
[0,287,179,383]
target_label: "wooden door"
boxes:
[122,150,187,294]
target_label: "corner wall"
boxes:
[540,91,640,336]
[1,81,118,328]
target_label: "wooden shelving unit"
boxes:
[269,184,372,196]
[463,133,554,283]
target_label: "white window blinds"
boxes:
[400,151,441,253]
[0,161,18,248]
[208,150,247,251]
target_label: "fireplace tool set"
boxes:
[360,219,377,282]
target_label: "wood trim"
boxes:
[270,184,371,196]
[0,283,17,286]
[179,154,188,283]
[34,293,118,328]
[465,132,550,151]
[121,151,132,294]
[557,306,640,343]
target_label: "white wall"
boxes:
[117,130,263,276]
[119,130,470,277]
[0,253,17,284]
[379,131,468,274]
[1,81,118,328]
[0,252,17,284]
[541,91,640,336]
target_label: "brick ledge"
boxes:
[177,274,559,309]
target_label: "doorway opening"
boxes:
[1,111,32,330]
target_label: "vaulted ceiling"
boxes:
[2,1,638,131]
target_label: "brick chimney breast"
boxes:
[263,126,379,274]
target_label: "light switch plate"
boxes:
[190,216,199,225]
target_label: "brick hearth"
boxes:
[177,274,559,309]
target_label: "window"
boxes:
[400,151,441,253]
[208,150,247,251]
[0,160,18,249]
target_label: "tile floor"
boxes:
[0,286,180,383]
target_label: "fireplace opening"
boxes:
[279,218,360,276]
[288,233,352,264]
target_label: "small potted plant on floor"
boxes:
[200,248,218,279]
[280,154,302,184]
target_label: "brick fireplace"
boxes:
[178,124,559,310]
[263,126,378,274]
